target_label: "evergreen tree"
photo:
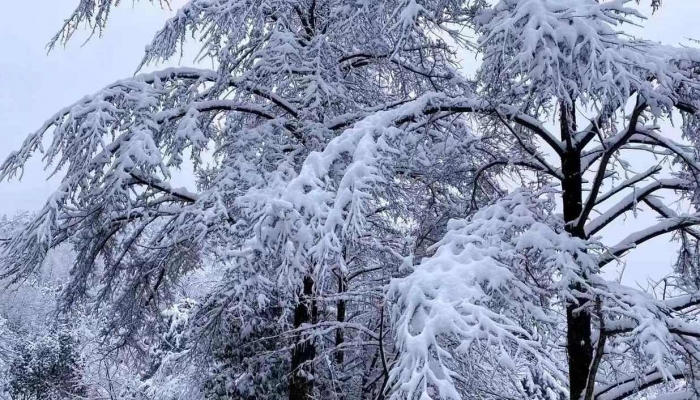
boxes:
[8,329,86,400]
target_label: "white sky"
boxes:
[1,0,700,289]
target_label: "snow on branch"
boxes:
[388,189,597,399]
[594,368,687,400]
[237,93,482,291]
[585,178,693,237]
[599,214,700,267]
[593,165,663,206]
[476,0,700,116]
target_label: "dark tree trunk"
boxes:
[335,274,347,365]
[290,276,317,400]
[566,289,593,400]
[559,104,593,400]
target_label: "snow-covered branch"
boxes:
[577,100,647,232]
[594,369,687,400]
[599,214,700,267]
[585,178,692,237]
[593,165,663,206]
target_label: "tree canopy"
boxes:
[4,0,700,399]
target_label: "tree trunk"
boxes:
[290,276,317,400]
[560,104,593,400]
[566,292,593,400]
[335,273,347,365]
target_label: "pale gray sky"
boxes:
[0,1,178,213]
[1,0,700,288]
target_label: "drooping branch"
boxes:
[493,112,563,179]
[634,129,700,173]
[155,99,304,141]
[156,100,278,123]
[506,113,565,156]
[581,130,698,175]
[469,159,554,206]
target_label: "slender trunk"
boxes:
[361,349,381,400]
[290,276,317,400]
[335,274,347,365]
[560,104,593,400]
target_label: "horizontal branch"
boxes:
[664,293,700,312]
[325,99,415,131]
[598,214,700,267]
[644,197,700,241]
[593,165,662,206]
[129,171,199,204]
[676,101,698,115]
[339,50,454,80]
[395,100,565,156]
[156,100,277,123]
[585,178,692,237]
[594,367,685,400]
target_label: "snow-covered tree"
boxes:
[7,327,87,400]
[0,214,145,399]
[6,0,700,399]
[1,0,492,399]
[388,1,700,400]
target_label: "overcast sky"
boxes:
[2,0,700,288]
